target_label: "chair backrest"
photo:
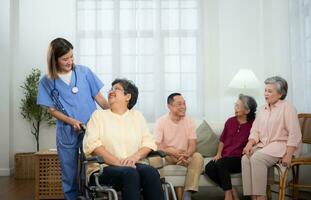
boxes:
[298,113,311,144]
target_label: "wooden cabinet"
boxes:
[35,150,64,200]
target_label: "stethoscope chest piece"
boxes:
[72,86,79,94]
[54,67,79,95]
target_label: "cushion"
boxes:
[196,120,219,157]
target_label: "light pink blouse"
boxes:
[249,100,302,157]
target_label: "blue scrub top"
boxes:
[37,65,104,148]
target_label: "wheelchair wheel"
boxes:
[76,196,88,200]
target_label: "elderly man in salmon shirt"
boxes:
[154,93,204,200]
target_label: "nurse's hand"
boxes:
[70,119,83,132]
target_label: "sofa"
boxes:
[149,120,243,200]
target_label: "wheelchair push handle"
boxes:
[77,124,86,134]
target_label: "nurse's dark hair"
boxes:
[239,94,257,121]
[47,38,73,79]
[112,78,139,110]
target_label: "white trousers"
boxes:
[242,150,280,196]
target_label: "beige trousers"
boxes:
[241,150,279,196]
[163,152,204,192]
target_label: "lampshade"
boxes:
[228,69,260,89]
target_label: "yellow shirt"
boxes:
[83,109,157,177]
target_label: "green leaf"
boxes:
[20,68,55,151]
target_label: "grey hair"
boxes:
[239,94,257,121]
[264,76,288,100]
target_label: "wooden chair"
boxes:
[266,164,284,200]
[278,113,311,200]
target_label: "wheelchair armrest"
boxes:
[147,150,167,158]
[143,150,167,169]
[85,156,105,165]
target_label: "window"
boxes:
[289,0,311,113]
[76,0,204,121]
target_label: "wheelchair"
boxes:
[77,148,177,200]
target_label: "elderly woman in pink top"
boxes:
[242,76,302,200]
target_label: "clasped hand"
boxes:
[279,153,292,168]
[212,154,222,161]
[242,143,254,158]
[165,147,191,166]
[119,154,140,168]
[176,150,191,167]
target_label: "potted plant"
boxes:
[15,68,54,179]
[20,68,54,151]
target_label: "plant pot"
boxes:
[15,152,35,179]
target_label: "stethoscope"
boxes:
[52,67,79,94]
[50,67,79,116]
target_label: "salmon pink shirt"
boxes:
[154,114,196,151]
[249,100,302,157]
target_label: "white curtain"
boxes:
[289,0,311,113]
[76,0,204,121]
[289,0,311,187]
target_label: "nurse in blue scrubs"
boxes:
[37,38,109,200]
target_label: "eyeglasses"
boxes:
[109,87,124,92]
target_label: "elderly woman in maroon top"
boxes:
[204,94,257,200]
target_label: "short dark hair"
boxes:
[239,94,257,121]
[47,38,74,79]
[112,78,139,109]
[167,93,182,104]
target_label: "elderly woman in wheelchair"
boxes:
[83,78,164,200]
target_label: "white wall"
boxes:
[0,0,76,175]
[0,0,11,176]
[204,0,292,122]
[12,0,76,155]
[0,0,304,176]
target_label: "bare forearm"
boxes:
[285,146,296,157]
[247,139,256,147]
[216,142,224,155]
[132,147,153,160]
[187,139,196,156]
[95,93,109,109]
[48,108,76,125]
[156,144,178,157]
[93,146,121,166]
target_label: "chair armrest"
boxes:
[84,156,105,165]
[143,150,166,169]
